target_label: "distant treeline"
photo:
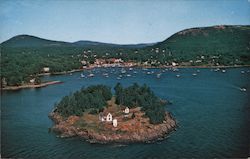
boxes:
[54,83,166,124]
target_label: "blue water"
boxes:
[1,68,250,158]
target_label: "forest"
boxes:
[54,83,166,124]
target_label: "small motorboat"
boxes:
[240,88,246,92]
[80,73,85,78]
[88,73,94,77]
[121,69,126,74]
[157,73,161,78]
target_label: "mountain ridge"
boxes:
[1,34,155,48]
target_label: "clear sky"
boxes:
[0,0,249,44]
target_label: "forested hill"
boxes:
[150,25,250,58]
[1,35,71,48]
[1,35,154,48]
[1,25,250,87]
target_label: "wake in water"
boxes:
[230,85,247,92]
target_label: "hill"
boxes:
[0,35,71,48]
[1,35,154,49]
[138,25,250,65]
[1,25,250,87]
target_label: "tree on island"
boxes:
[55,85,112,117]
[114,83,166,124]
[54,83,167,124]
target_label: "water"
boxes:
[1,68,250,158]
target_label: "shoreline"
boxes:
[1,81,63,91]
[38,64,250,76]
[2,64,249,91]
[49,111,177,144]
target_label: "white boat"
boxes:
[192,73,197,76]
[80,73,85,78]
[173,68,179,72]
[214,68,220,72]
[102,73,108,76]
[157,73,161,78]
[176,74,180,77]
[133,71,138,74]
[197,70,200,73]
[222,70,226,73]
[240,88,246,92]
[126,74,131,77]
[129,68,133,71]
[116,77,121,80]
[121,69,126,74]
[241,71,245,74]
[88,73,94,77]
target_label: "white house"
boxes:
[124,107,129,114]
[29,78,35,83]
[172,62,178,67]
[43,67,50,72]
[106,113,112,122]
[112,119,117,127]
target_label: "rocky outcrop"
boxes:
[49,111,177,144]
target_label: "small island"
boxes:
[49,83,177,143]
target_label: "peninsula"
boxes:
[49,83,177,143]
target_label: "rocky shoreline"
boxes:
[49,111,177,144]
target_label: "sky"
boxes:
[0,0,250,44]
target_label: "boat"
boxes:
[197,70,200,73]
[126,74,131,77]
[241,71,245,74]
[121,69,126,74]
[240,88,246,92]
[102,73,108,76]
[88,73,94,77]
[222,70,226,73]
[133,71,138,74]
[214,68,220,72]
[157,73,161,78]
[192,73,197,76]
[173,68,179,72]
[116,77,121,80]
[176,74,180,77]
[80,73,85,78]
[129,68,133,71]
